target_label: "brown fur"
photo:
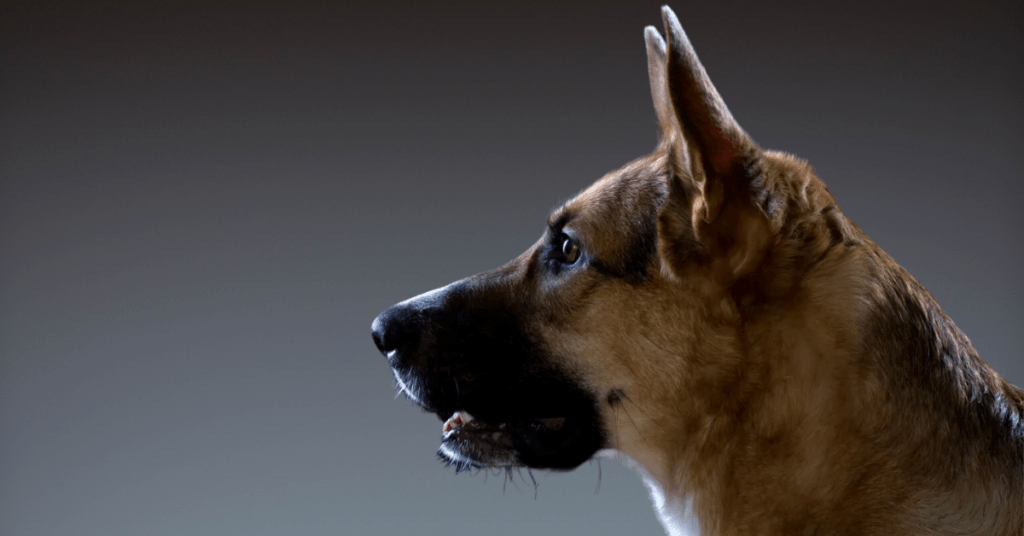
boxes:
[545,148,1023,534]
[374,6,1023,535]
[542,9,1022,533]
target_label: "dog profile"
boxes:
[371,6,1023,535]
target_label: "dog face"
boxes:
[369,156,669,470]
[369,4,777,471]
[369,6,827,473]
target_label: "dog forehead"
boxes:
[551,155,667,278]
[563,156,665,228]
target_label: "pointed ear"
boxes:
[653,6,771,280]
[645,25,677,150]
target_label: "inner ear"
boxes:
[656,168,705,280]
[651,7,771,281]
[661,7,756,184]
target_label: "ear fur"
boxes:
[650,6,771,281]
[645,27,675,150]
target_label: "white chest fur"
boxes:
[599,450,702,536]
[641,474,701,536]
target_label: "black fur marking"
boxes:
[863,273,1024,477]
[547,209,576,237]
[592,172,666,284]
[606,388,625,407]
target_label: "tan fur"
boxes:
[529,144,1021,536]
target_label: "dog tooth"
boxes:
[443,411,475,433]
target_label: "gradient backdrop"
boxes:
[1,1,1021,535]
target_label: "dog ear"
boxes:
[645,25,679,154]
[652,6,771,281]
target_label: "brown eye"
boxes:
[561,236,580,264]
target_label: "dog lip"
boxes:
[531,417,566,431]
[442,410,567,437]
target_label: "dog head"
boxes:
[372,6,844,474]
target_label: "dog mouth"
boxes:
[391,367,600,470]
[437,410,576,470]
[443,411,567,435]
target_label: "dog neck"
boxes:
[600,449,701,536]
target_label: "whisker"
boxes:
[618,394,651,446]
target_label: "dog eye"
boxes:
[561,236,580,264]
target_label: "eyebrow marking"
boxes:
[547,208,577,236]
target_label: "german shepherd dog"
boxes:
[371,6,1023,535]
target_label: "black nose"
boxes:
[371,314,388,354]
[371,304,420,367]
[373,283,463,369]
[370,308,397,355]
[370,310,389,354]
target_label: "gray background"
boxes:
[1,1,1021,535]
